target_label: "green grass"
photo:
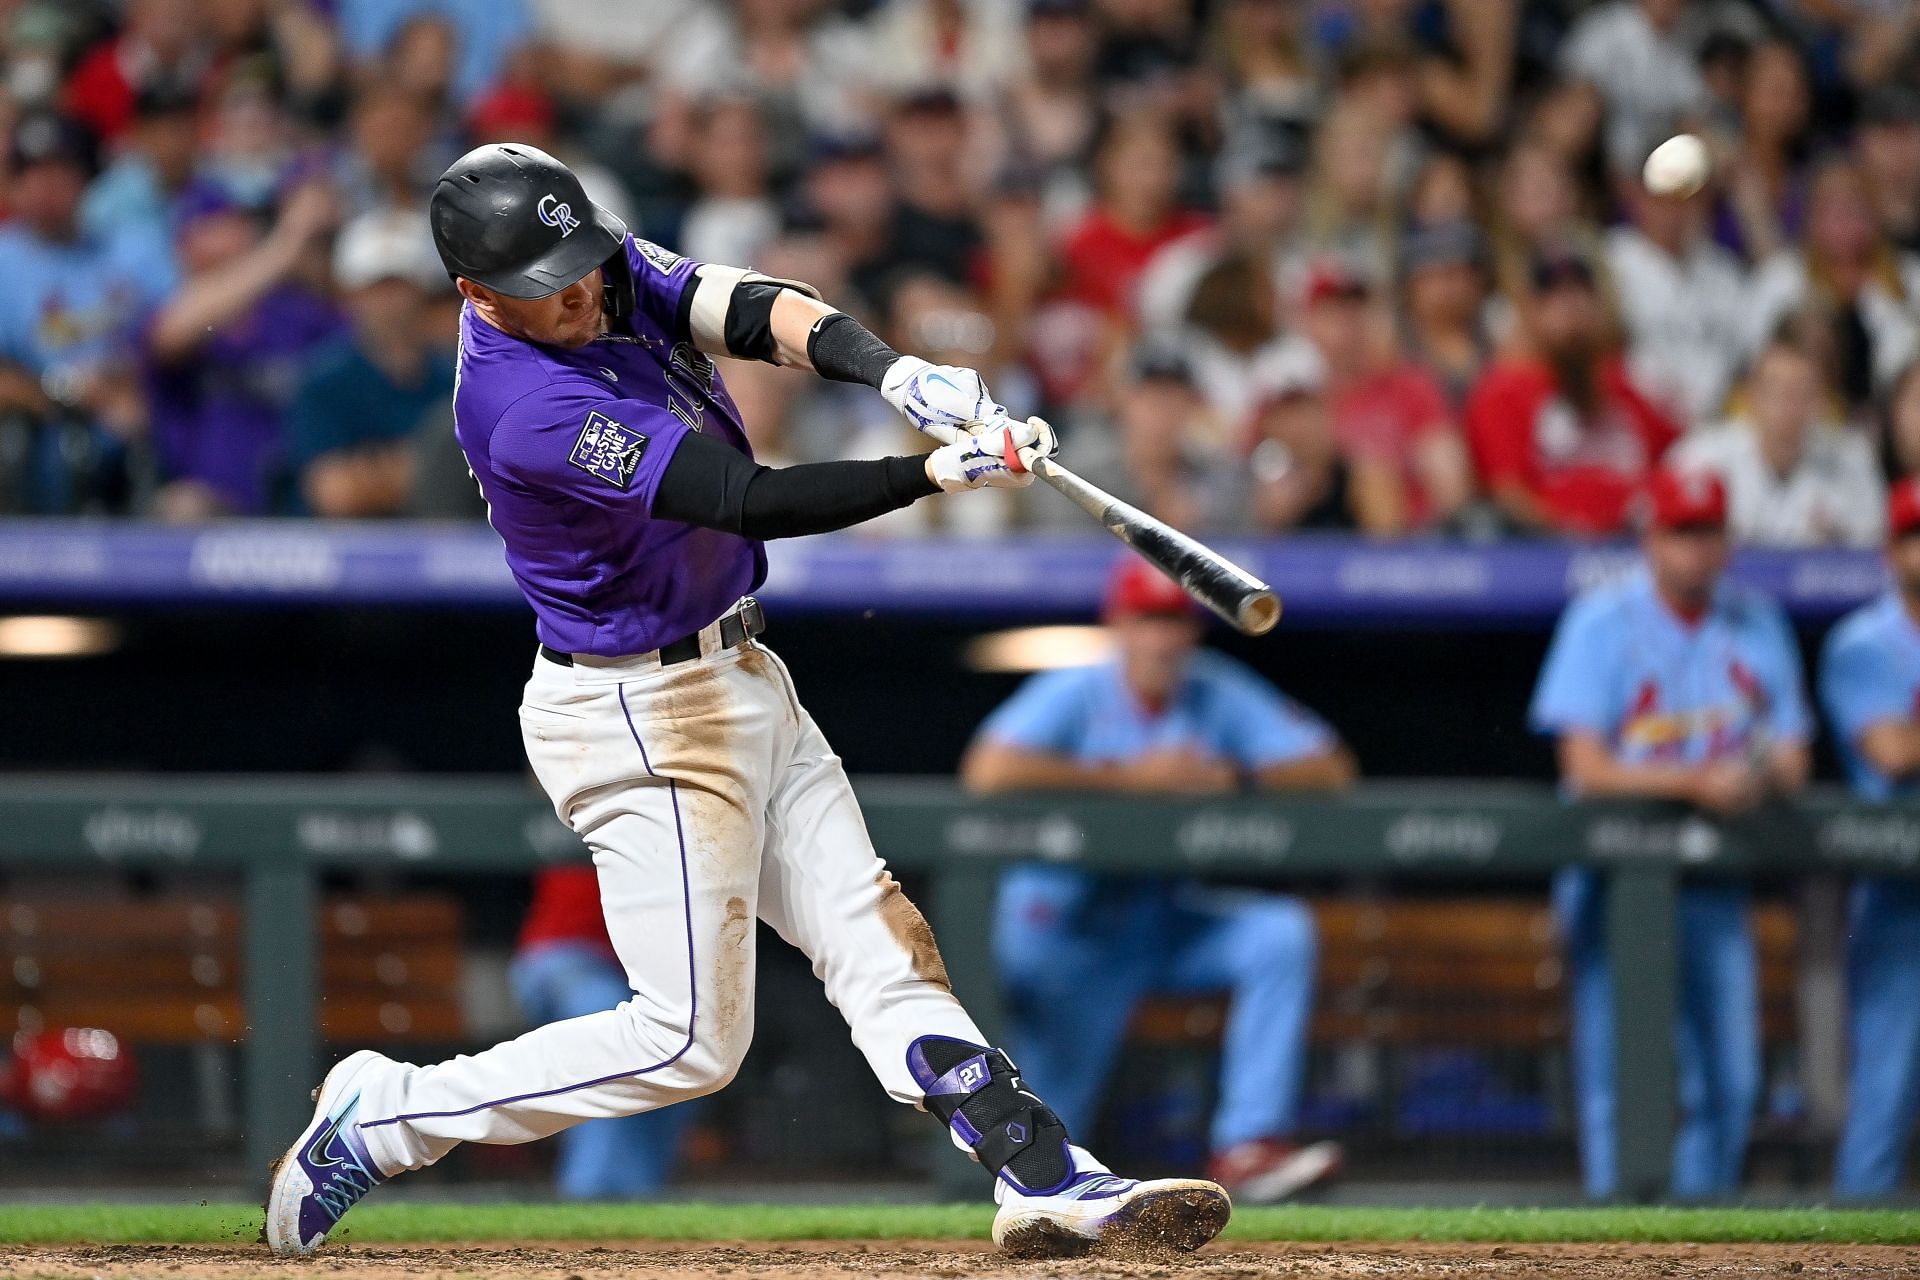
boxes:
[5,1203,1920,1247]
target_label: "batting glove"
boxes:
[927,417,1059,493]
[881,356,1006,439]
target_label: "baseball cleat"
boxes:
[991,1145,1232,1259]
[1209,1137,1344,1204]
[264,1049,390,1256]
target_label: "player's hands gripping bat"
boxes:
[925,417,1058,492]
[925,415,1281,636]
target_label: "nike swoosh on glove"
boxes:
[881,356,1006,438]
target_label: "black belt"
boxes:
[540,599,766,668]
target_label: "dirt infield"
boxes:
[5,1240,1920,1280]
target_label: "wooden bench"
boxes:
[0,895,466,1045]
[1129,895,1800,1050]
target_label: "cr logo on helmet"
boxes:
[537,194,580,235]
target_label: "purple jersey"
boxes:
[453,236,764,656]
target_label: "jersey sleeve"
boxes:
[1529,593,1623,739]
[1821,621,1908,747]
[1205,657,1338,768]
[623,235,703,346]
[487,383,693,516]
[977,669,1097,756]
[1749,599,1812,743]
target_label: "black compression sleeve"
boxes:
[651,427,937,539]
[806,312,901,388]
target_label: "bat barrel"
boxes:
[1033,457,1282,636]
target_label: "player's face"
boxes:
[1301,296,1368,372]
[1748,347,1820,441]
[345,278,428,338]
[463,270,606,348]
[1114,612,1203,699]
[12,161,87,238]
[1646,526,1729,607]
[1529,282,1603,358]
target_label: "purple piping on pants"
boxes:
[361,682,698,1130]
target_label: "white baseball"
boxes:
[1642,134,1711,198]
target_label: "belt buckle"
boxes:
[739,597,765,637]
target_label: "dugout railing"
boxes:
[2,775,1916,1200]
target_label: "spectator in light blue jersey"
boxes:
[1530,466,1812,1200]
[1820,477,1920,1200]
[0,114,172,513]
[962,555,1355,1205]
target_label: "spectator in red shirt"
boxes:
[1466,249,1680,536]
[1297,259,1473,536]
[511,867,694,1198]
[62,0,214,145]
[1059,112,1211,318]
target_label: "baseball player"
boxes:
[1529,467,1811,1199]
[265,144,1230,1258]
[964,556,1353,1203]
[1821,478,1920,1200]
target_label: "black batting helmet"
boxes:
[429,143,633,314]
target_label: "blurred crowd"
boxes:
[0,0,1917,541]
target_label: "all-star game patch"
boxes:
[569,411,648,489]
[634,238,682,275]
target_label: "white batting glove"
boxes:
[926,417,1059,493]
[881,356,1006,439]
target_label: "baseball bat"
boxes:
[1029,454,1281,637]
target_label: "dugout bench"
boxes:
[0,776,1915,1201]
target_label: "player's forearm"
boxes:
[1488,479,1552,533]
[1561,754,1703,803]
[805,311,903,389]
[1858,723,1920,779]
[1256,747,1358,792]
[1557,733,1701,803]
[748,291,926,406]
[1766,742,1811,794]
[687,267,889,380]
[961,744,1126,795]
[149,237,302,360]
[651,427,936,538]
[302,450,414,519]
[769,290,841,370]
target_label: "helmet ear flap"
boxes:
[601,246,636,320]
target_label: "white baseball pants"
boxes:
[352,637,982,1176]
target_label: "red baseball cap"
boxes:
[1297,258,1370,307]
[469,83,556,140]
[1646,467,1727,531]
[1103,557,1199,621]
[1890,477,1920,539]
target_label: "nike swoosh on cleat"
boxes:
[304,1094,361,1169]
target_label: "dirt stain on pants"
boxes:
[875,870,951,991]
